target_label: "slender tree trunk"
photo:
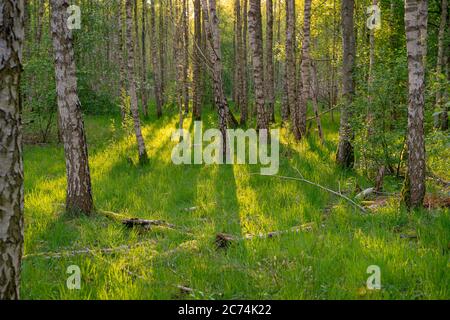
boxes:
[266,0,275,123]
[150,0,163,117]
[402,0,428,208]
[126,0,149,164]
[436,0,448,130]
[175,0,185,132]
[159,0,166,105]
[50,0,94,213]
[234,0,243,115]
[0,0,24,300]
[193,0,203,120]
[141,0,149,117]
[285,0,300,139]
[310,61,324,143]
[248,0,268,130]
[182,0,189,114]
[201,0,229,155]
[367,0,377,134]
[118,0,127,120]
[336,0,355,168]
[299,0,312,136]
[240,0,249,125]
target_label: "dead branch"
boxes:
[215,223,316,248]
[22,240,156,260]
[306,105,340,121]
[250,169,367,213]
[98,209,178,230]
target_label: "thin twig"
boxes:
[250,169,367,213]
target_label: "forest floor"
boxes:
[21,108,449,299]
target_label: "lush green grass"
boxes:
[21,109,449,300]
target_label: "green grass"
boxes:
[21,109,449,300]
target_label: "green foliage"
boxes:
[21,112,449,299]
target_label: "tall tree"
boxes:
[125,0,149,164]
[233,0,243,117]
[436,0,448,130]
[50,0,94,213]
[150,0,163,117]
[201,0,230,155]
[402,0,428,208]
[182,0,190,114]
[336,0,356,168]
[159,0,166,105]
[0,0,24,300]
[193,0,203,120]
[175,0,185,132]
[240,0,249,125]
[285,0,300,138]
[141,0,149,117]
[248,0,268,130]
[266,0,275,122]
[299,0,312,136]
[118,0,127,120]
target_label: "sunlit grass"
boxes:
[21,110,449,300]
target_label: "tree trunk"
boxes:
[50,0,94,213]
[233,0,243,116]
[193,0,203,120]
[201,0,229,155]
[402,0,428,208]
[266,0,275,123]
[118,0,127,120]
[310,61,324,143]
[150,0,163,118]
[126,0,149,164]
[299,0,312,136]
[436,0,448,130]
[285,0,300,139]
[0,0,25,300]
[182,0,190,114]
[367,0,377,134]
[336,0,355,168]
[159,0,166,105]
[248,0,268,130]
[240,0,249,125]
[141,0,149,117]
[175,0,185,132]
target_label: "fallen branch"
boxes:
[98,209,178,230]
[306,105,340,122]
[22,240,156,260]
[250,169,367,213]
[215,223,316,248]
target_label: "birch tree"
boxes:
[266,0,275,122]
[299,0,312,136]
[285,0,300,139]
[402,0,428,208]
[150,0,163,117]
[336,0,355,168]
[193,0,203,120]
[50,0,94,213]
[248,0,268,130]
[125,0,149,164]
[0,0,25,300]
[436,0,448,130]
[201,0,233,155]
